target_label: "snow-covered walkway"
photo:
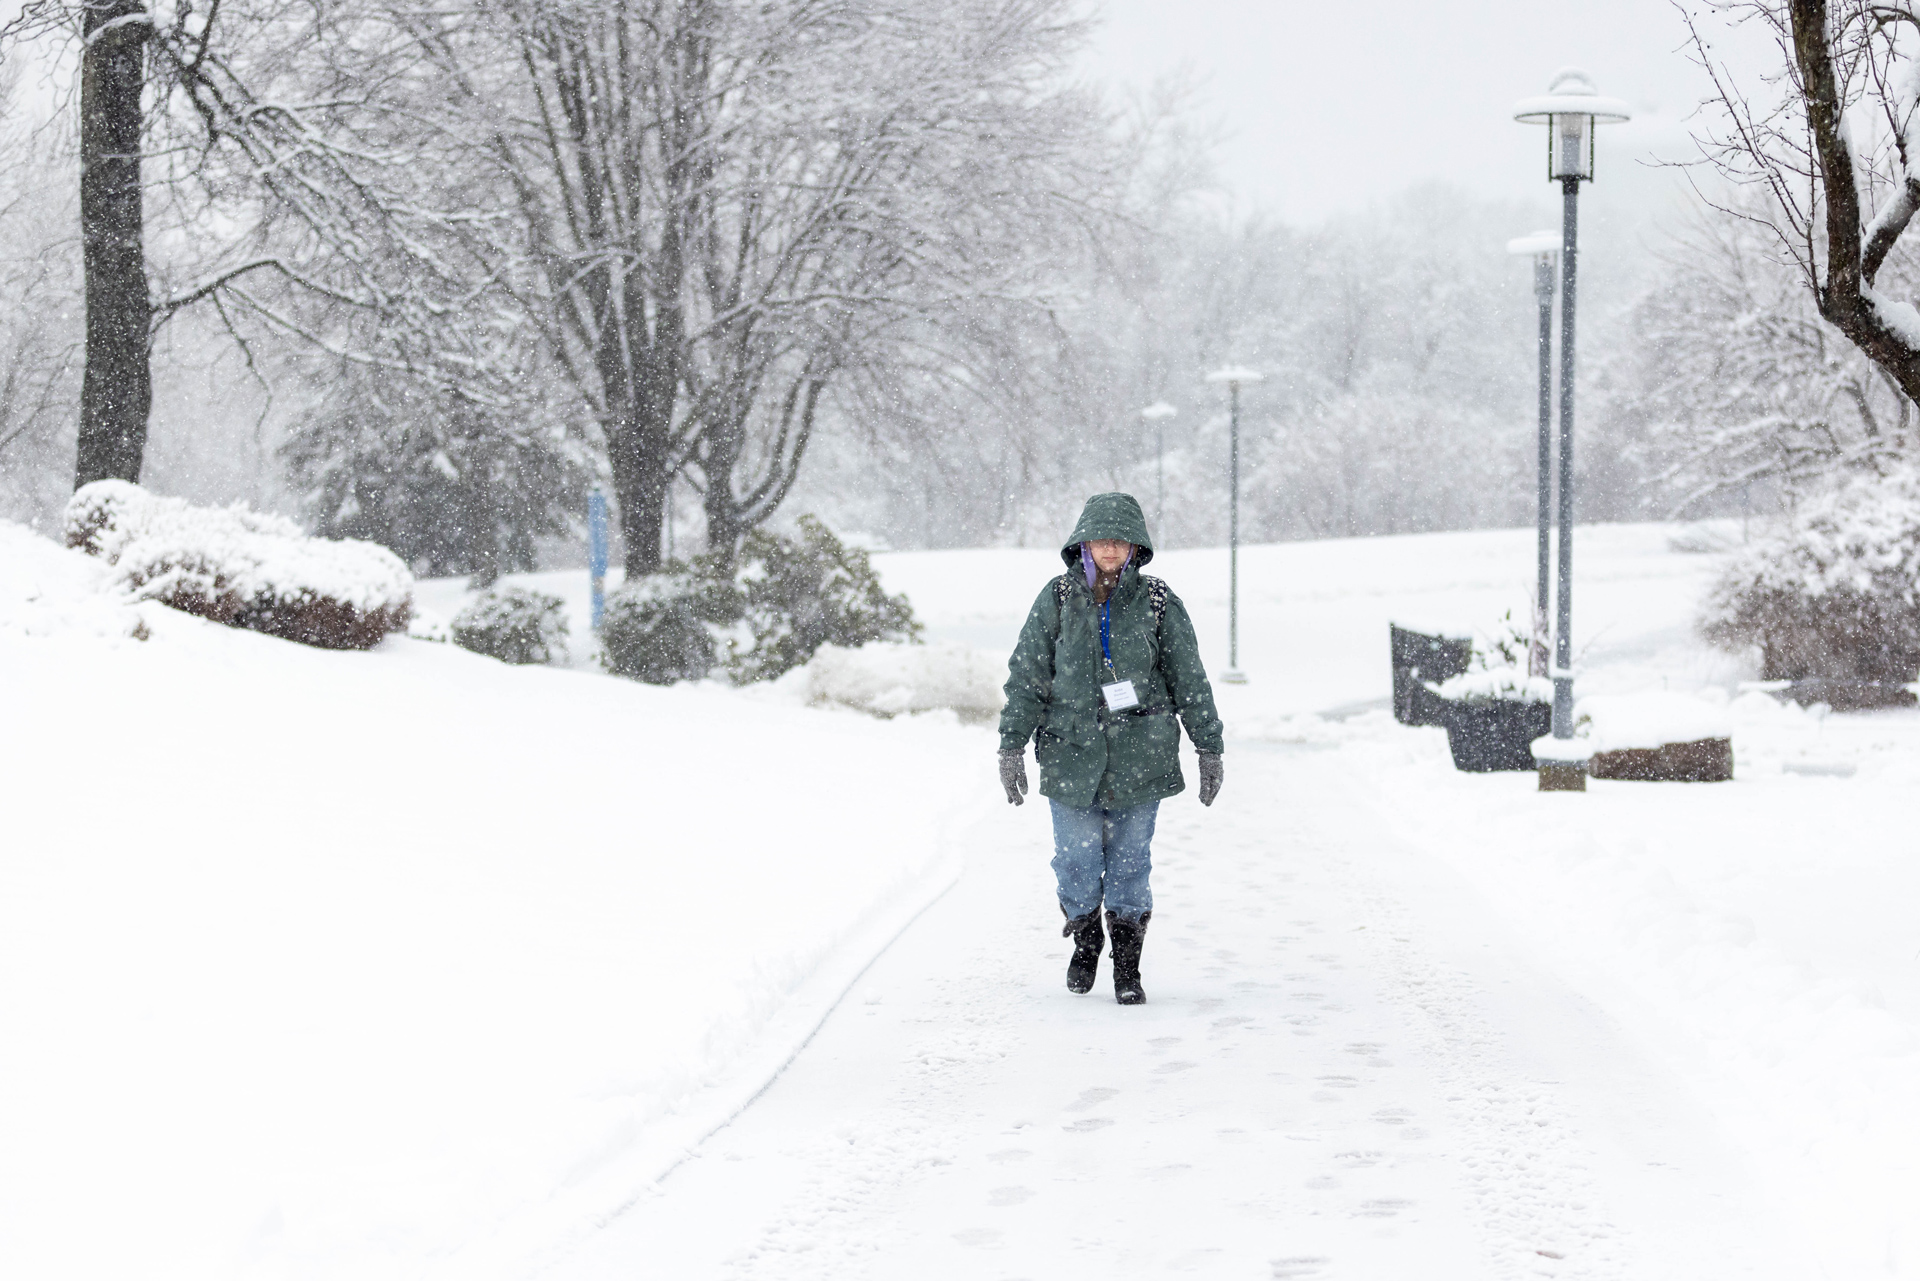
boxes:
[558,739,1804,1281]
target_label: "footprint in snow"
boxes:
[1356,1198,1413,1218]
[987,1186,1033,1207]
[1212,1016,1253,1028]
[986,1148,1031,1164]
[1153,1060,1196,1074]
[1148,1036,1182,1047]
[1065,1087,1119,1112]
[952,1227,1002,1247]
[1270,1257,1330,1278]
[1372,1108,1414,1126]
[1064,1117,1116,1133]
[1333,1150,1383,1168]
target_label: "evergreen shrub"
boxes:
[597,516,919,686]
[451,586,569,665]
[1703,470,1920,683]
[597,568,723,685]
[723,516,920,683]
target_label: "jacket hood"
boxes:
[1060,492,1154,570]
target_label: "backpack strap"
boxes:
[1054,572,1168,633]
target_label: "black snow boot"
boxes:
[1107,909,1152,1005]
[1062,906,1105,994]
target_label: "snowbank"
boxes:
[0,522,994,1281]
[798,640,1005,722]
[66,480,412,649]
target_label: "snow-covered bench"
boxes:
[1546,693,1734,783]
[66,480,412,650]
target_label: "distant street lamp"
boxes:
[1204,366,1264,684]
[1141,401,1177,538]
[1507,229,1558,680]
[1514,67,1631,790]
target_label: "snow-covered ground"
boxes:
[8,518,1919,1279]
[1,522,996,1281]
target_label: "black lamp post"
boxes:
[1507,229,1558,680]
[1513,68,1630,791]
[1205,366,1263,684]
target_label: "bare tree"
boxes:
[1612,195,1912,512]
[1685,0,1920,408]
[0,78,83,523]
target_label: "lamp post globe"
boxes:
[1203,367,1264,684]
[1513,68,1630,790]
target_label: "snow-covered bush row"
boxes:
[450,586,568,665]
[798,640,1005,723]
[1703,469,1920,682]
[65,480,412,649]
[599,515,920,686]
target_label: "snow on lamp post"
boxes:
[1514,69,1629,792]
[1204,367,1263,684]
[1141,401,1177,540]
[1507,229,1559,682]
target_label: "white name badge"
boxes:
[1101,679,1140,711]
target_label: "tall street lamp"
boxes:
[1507,229,1558,681]
[1204,366,1263,685]
[1514,67,1630,791]
[1141,401,1177,538]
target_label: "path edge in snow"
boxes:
[537,840,969,1272]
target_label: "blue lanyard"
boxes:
[1100,598,1113,671]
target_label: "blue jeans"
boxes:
[1050,799,1159,923]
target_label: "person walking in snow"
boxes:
[997,492,1225,1005]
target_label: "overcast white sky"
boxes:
[1081,0,1764,228]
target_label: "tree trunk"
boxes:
[1790,0,1920,404]
[608,409,668,579]
[76,0,152,489]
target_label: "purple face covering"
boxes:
[1080,543,1133,587]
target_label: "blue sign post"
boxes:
[588,489,608,629]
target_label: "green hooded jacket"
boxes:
[999,492,1225,808]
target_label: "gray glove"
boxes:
[998,749,1029,805]
[1197,752,1223,806]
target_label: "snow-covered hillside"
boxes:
[0,521,995,1281]
[8,518,1920,1279]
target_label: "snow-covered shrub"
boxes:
[1431,666,1553,705]
[801,641,1004,722]
[451,586,568,665]
[1703,470,1920,682]
[596,517,919,686]
[722,516,920,683]
[64,480,412,649]
[1430,611,1551,704]
[597,569,722,685]
[407,608,452,643]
